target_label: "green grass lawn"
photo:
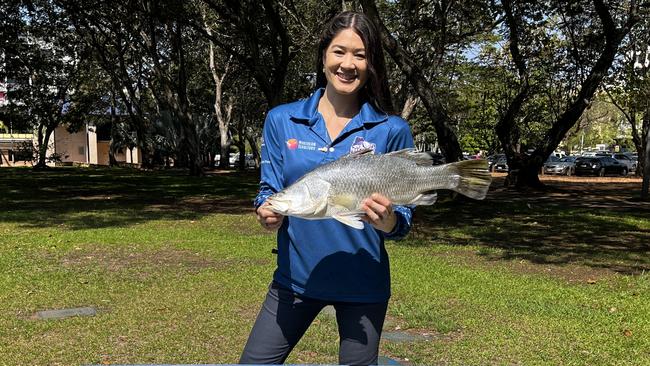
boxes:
[1,167,648,365]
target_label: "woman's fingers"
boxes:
[362,193,392,220]
[256,203,284,230]
[361,193,396,233]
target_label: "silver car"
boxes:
[543,156,577,176]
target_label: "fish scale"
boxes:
[267,149,492,229]
[317,154,448,204]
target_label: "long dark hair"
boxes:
[315,11,395,115]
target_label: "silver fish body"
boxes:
[266,149,492,229]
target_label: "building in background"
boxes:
[52,122,140,167]
[2,76,140,167]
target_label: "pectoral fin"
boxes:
[408,192,438,205]
[333,211,366,229]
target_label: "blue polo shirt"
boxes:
[255,88,415,302]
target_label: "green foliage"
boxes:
[563,97,628,153]
[1,0,86,135]
[377,0,500,151]
[453,60,503,153]
[604,13,650,161]
[2,0,646,175]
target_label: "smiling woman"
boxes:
[314,11,393,117]
[240,11,415,366]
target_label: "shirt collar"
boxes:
[289,88,389,126]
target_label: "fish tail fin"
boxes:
[448,159,492,200]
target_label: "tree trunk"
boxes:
[205,29,234,171]
[219,139,232,170]
[641,108,650,200]
[174,20,203,176]
[109,92,118,166]
[506,154,545,189]
[245,130,260,168]
[500,0,636,188]
[238,142,246,171]
[360,0,463,162]
[400,93,419,120]
[197,0,292,109]
[142,10,202,175]
[109,125,118,166]
[34,122,54,169]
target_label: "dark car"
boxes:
[493,157,509,172]
[612,153,636,173]
[487,154,505,172]
[574,156,628,176]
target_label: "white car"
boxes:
[213,153,241,167]
[233,153,256,168]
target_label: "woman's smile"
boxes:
[336,71,358,83]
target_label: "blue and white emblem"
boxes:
[350,136,376,154]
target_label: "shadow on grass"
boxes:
[0,167,259,230]
[410,179,650,275]
[3,168,649,274]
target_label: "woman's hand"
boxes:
[361,193,397,233]
[256,202,285,231]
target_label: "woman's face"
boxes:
[322,28,368,97]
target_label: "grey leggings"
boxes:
[239,282,388,365]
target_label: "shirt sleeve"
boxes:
[383,118,415,241]
[254,111,284,209]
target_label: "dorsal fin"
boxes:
[351,146,375,156]
[385,148,434,166]
[340,146,375,159]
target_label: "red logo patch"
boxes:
[286,138,298,150]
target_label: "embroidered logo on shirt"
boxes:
[286,138,298,150]
[286,138,317,151]
[350,136,376,154]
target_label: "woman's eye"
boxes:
[355,54,366,59]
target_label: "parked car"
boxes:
[630,154,639,169]
[213,153,246,167]
[233,153,256,168]
[612,153,637,173]
[493,156,509,172]
[543,156,577,176]
[228,153,238,166]
[546,155,561,164]
[574,156,628,176]
[582,150,611,157]
[487,154,505,172]
[213,153,238,167]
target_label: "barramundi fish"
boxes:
[266,148,492,229]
